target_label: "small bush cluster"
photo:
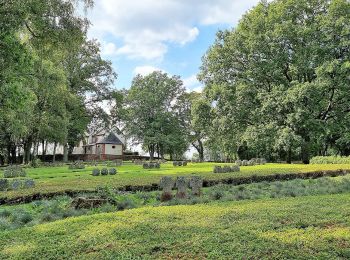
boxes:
[104,160,123,167]
[143,162,160,169]
[3,165,26,178]
[86,160,98,166]
[41,162,64,167]
[133,159,144,165]
[173,161,188,166]
[30,158,42,168]
[237,158,266,166]
[310,156,350,164]
[213,165,240,173]
[92,168,117,176]
[0,178,35,191]
[68,161,85,170]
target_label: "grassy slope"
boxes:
[2,163,350,199]
[0,193,349,259]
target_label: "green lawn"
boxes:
[1,193,349,259]
[2,162,350,199]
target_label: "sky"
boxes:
[85,0,262,92]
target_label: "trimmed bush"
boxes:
[213,165,241,173]
[23,179,35,189]
[11,180,22,190]
[69,161,85,170]
[0,179,9,191]
[3,166,26,178]
[92,169,100,176]
[231,165,240,172]
[143,162,160,169]
[101,168,108,176]
[109,168,117,175]
[173,161,188,167]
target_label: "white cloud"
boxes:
[133,66,164,76]
[87,0,260,60]
[101,41,118,56]
[183,74,203,92]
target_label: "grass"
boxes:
[0,192,349,259]
[2,175,350,232]
[2,162,350,199]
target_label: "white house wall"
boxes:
[105,144,123,155]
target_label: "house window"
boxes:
[112,146,116,149]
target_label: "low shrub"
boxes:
[3,166,26,178]
[109,168,117,175]
[310,156,350,164]
[92,169,100,176]
[116,198,136,210]
[69,161,85,170]
[101,168,108,176]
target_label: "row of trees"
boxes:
[0,0,116,164]
[115,0,350,164]
[112,72,208,161]
[2,0,349,164]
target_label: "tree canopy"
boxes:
[0,0,116,164]
[199,0,350,163]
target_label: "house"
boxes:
[82,131,125,160]
[36,129,126,161]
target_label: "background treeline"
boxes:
[2,0,350,165]
[113,0,350,164]
[0,0,116,165]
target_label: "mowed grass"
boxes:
[2,162,350,199]
[0,193,349,259]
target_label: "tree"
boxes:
[177,92,212,162]
[199,0,350,163]
[124,71,186,160]
[0,0,116,164]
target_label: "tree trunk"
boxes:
[24,140,32,165]
[63,143,68,163]
[148,144,155,161]
[6,143,11,165]
[53,142,57,162]
[10,145,16,164]
[192,139,204,162]
[286,147,292,164]
[301,137,310,164]
[197,140,204,162]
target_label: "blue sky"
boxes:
[85,0,261,92]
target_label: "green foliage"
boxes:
[3,166,26,178]
[121,71,187,160]
[311,156,350,164]
[0,0,116,164]
[199,0,350,163]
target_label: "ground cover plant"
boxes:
[0,193,349,259]
[1,175,350,232]
[311,156,350,164]
[2,162,350,200]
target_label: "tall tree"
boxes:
[199,0,350,163]
[177,92,211,162]
[124,71,186,160]
[0,0,116,164]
